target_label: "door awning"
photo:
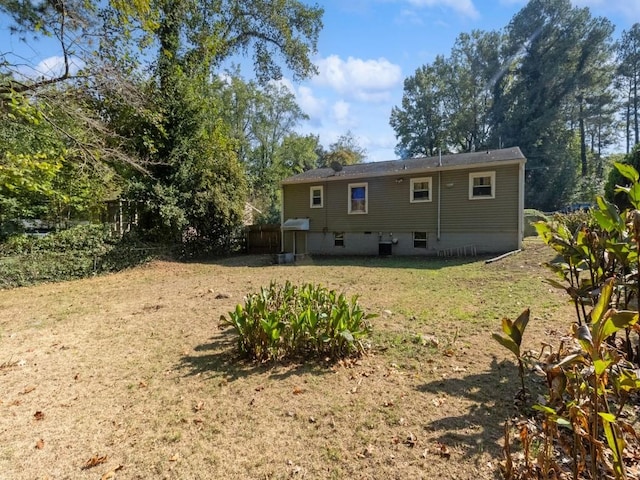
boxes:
[282,218,310,231]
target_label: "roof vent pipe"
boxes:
[438,148,442,167]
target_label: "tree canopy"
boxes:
[390,0,629,211]
[0,0,324,248]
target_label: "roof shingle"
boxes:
[281,147,525,185]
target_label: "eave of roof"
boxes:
[281,147,526,185]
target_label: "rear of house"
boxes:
[281,147,526,257]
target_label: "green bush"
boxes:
[0,225,162,288]
[222,281,375,362]
[551,208,597,235]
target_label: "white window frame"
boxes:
[413,232,427,248]
[348,182,368,214]
[310,185,324,208]
[410,177,432,203]
[469,171,496,200]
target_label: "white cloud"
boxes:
[331,100,354,128]
[33,55,83,78]
[313,55,402,102]
[406,0,479,19]
[296,85,326,120]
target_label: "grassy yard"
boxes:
[0,238,574,479]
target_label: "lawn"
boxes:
[0,238,574,479]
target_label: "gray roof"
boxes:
[281,146,526,185]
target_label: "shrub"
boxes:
[0,225,163,288]
[498,162,640,478]
[222,281,375,362]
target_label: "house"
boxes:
[280,147,526,257]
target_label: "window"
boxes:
[348,183,368,214]
[410,177,432,203]
[413,232,427,248]
[310,186,323,208]
[334,233,344,247]
[469,171,496,199]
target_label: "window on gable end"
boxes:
[310,186,323,208]
[469,171,496,199]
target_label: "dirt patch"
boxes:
[0,238,573,479]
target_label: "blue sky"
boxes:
[287,0,640,161]
[2,0,639,162]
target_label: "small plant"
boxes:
[492,308,530,396]
[222,281,376,362]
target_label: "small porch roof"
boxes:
[282,218,310,231]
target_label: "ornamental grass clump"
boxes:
[222,281,375,362]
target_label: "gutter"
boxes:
[280,185,285,252]
[437,150,442,241]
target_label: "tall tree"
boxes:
[1,0,324,250]
[616,23,640,153]
[390,30,502,158]
[390,57,450,157]
[496,0,614,209]
[447,30,503,152]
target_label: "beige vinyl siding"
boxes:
[283,176,439,232]
[440,165,519,233]
[282,183,327,230]
[283,163,519,235]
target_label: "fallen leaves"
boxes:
[100,465,123,480]
[0,358,20,370]
[35,438,44,449]
[20,386,36,395]
[33,411,45,421]
[292,387,305,395]
[404,433,417,448]
[82,455,108,470]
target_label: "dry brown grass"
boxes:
[0,238,573,479]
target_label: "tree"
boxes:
[390,58,450,157]
[0,85,115,235]
[390,30,502,158]
[217,75,313,223]
[446,30,503,152]
[319,131,367,166]
[496,0,615,210]
[1,0,324,251]
[616,23,640,153]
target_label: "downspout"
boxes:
[518,161,525,249]
[280,185,285,253]
[437,150,442,242]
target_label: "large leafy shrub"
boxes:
[0,225,161,287]
[497,162,640,479]
[223,281,375,362]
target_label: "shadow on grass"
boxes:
[193,253,496,270]
[178,328,333,382]
[417,356,520,463]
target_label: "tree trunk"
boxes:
[580,100,587,177]
[634,74,639,147]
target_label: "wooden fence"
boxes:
[245,224,281,254]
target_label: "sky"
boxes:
[290,0,640,161]
[1,0,639,162]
